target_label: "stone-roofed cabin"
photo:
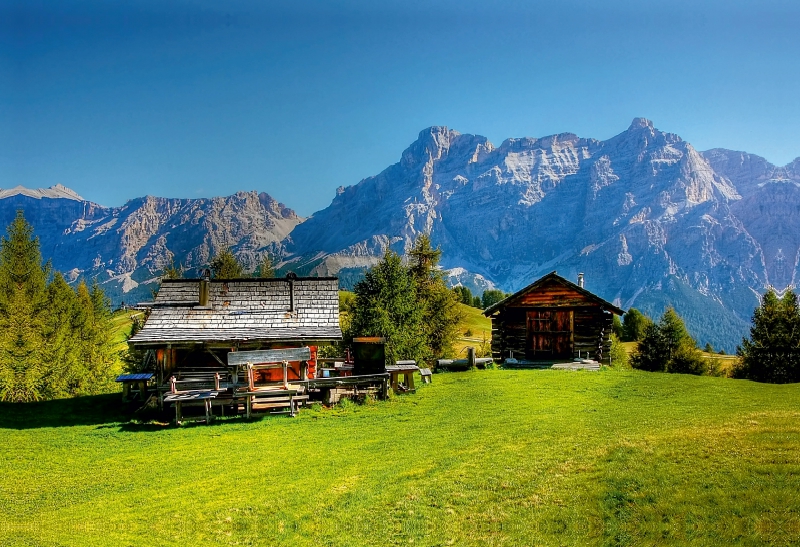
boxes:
[129,273,342,384]
[483,272,624,365]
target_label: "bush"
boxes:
[609,334,630,369]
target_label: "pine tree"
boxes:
[349,250,425,364]
[736,289,800,383]
[209,247,244,278]
[0,211,50,401]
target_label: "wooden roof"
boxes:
[483,271,625,316]
[129,275,342,346]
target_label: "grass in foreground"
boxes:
[1,370,798,546]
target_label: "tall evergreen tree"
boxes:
[736,289,800,383]
[349,250,425,364]
[408,235,462,360]
[209,247,244,278]
[0,211,50,401]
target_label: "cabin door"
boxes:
[526,310,573,360]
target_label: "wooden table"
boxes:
[386,362,420,393]
[163,390,220,425]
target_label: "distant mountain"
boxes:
[285,119,799,351]
[3,119,798,351]
[0,189,302,305]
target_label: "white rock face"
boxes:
[0,184,84,201]
[286,118,796,350]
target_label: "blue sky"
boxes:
[2,0,799,216]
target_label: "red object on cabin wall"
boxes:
[308,346,317,379]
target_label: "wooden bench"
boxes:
[419,368,432,384]
[235,389,303,418]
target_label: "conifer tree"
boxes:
[736,289,800,383]
[256,253,275,278]
[0,211,50,401]
[209,247,244,278]
[408,234,462,360]
[349,250,425,364]
[631,307,706,374]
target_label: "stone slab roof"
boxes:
[129,276,342,346]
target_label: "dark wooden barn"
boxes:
[483,272,624,365]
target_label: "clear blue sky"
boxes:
[2,0,799,216]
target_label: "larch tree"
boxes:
[408,234,462,360]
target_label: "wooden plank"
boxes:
[227,347,311,366]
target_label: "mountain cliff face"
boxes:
[3,119,798,351]
[0,189,302,304]
[287,119,799,351]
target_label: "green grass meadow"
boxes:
[2,370,799,546]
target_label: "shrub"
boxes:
[609,334,630,369]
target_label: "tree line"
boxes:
[612,290,800,383]
[452,286,508,310]
[0,212,117,402]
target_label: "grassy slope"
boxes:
[2,370,798,546]
[454,303,492,356]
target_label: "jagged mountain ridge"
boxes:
[3,118,798,350]
[286,119,800,351]
[0,189,302,304]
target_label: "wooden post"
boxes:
[214,373,220,391]
[170,376,177,394]
[467,346,476,369]
[282,360,289,389]
[247,363,254,391]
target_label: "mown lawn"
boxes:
[1,370,798,546]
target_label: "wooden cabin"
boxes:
[483,272,624,365]
[128,273,342,386]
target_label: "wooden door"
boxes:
[526,310,573,360]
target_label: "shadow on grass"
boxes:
[0,393,130,429]
[0,393,273,431]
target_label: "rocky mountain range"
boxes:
[2,118,798,351]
